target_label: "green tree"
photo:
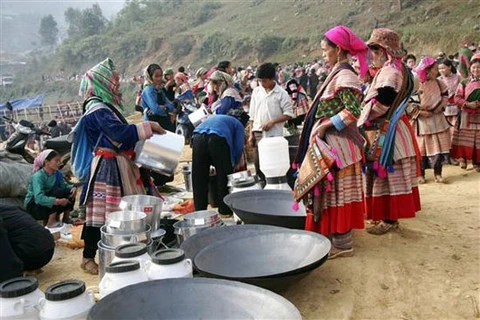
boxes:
[38,14,58,46]
[64,4,107,39]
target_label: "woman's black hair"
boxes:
[227,108,250,127]
[256,63,276,80]
[438,58,457,74]
[322,36,349,55]
[217,61,231,72]
[472,58,480,65]
[404,54,417,63]
[45,150,59,162]
[147,64,162,78]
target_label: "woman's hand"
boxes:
[309,121,330,143]
[55,198,70,207]
[466,101,480,109]
[149,122,166,135]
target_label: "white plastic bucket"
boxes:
[145,249,193,280]
[39,280,94,320]
[0,277,44,320]
[99,260,148,299]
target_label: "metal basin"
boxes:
[180,224,285,260]
[105,211,147,234]
[182,210,220,226]
[194,230,330,291]
[119,195,164,232]
[223,190,306,229]
[87,278,301,320]
[100,225,151,248]
[134,132,185,176]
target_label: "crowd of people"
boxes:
[10,25,479,276]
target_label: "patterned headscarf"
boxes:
[196,67,207,78]
[33,149,56,173]
[414,56,436,83]
[209,70,233,86]
[79,58,122,110]
[143,64,161,88]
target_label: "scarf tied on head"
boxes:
[33,149,56,173]
[324,25,368,78]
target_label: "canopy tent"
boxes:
[0,95,45,111]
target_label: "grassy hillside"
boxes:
[2,0,479,112]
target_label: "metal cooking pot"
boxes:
[182,210,220,226]
[120,195,164,232]
[134,132,185,176]
[100,225,152,248]
[106,211,147,234]
[173,220,223,245]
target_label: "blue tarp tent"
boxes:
[0,95,45,111]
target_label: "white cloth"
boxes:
[249,84,294,137]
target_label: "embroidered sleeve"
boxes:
[329,88,362,130]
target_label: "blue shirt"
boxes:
[194,115,245,166]
[141,85,175,118]
[214,97,242,115]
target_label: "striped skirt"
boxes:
[305,162,365,235]
[363,156,421,221]
[451,127,480,163]
[85,157,123,228]
[416,129,451,167]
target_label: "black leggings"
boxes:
[192,133,233,215]
[81,225,101,259]
[421,156,443,177]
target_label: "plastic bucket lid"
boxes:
[151,249,185,265]
[106,260,140,274]
[115,243,148,259]
[45,280,85,301]
[0,277,38,298]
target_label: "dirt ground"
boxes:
[35,161,479,320]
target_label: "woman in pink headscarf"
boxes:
[408,57,450,183]
[293,25,367,259]
[24,149,76,228]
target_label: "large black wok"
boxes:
[194,230,330,292]
[180,224,286,260]
[88,278,301,320]
[223,190,306,229]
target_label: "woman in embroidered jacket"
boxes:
[294,26,366,259]
[409,57,450,183]
[438,58,461,143]
[451,53,480,171]
[358,28,421,235]
[78,58,165,274]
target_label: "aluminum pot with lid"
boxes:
[173,220,223,245]
[105,211,147,234]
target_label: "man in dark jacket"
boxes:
[0,205,55,282]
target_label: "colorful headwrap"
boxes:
[325,25,368,78]
[471,53,480,63]
[208,70,233,86]
[33,149,56,173]
[196,67,207,77]
[79,58,122,110]
[175,72,189,83]
[414,56,436,83]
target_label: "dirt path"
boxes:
[35,164,480,319]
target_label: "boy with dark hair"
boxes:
[249,62,294,182]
